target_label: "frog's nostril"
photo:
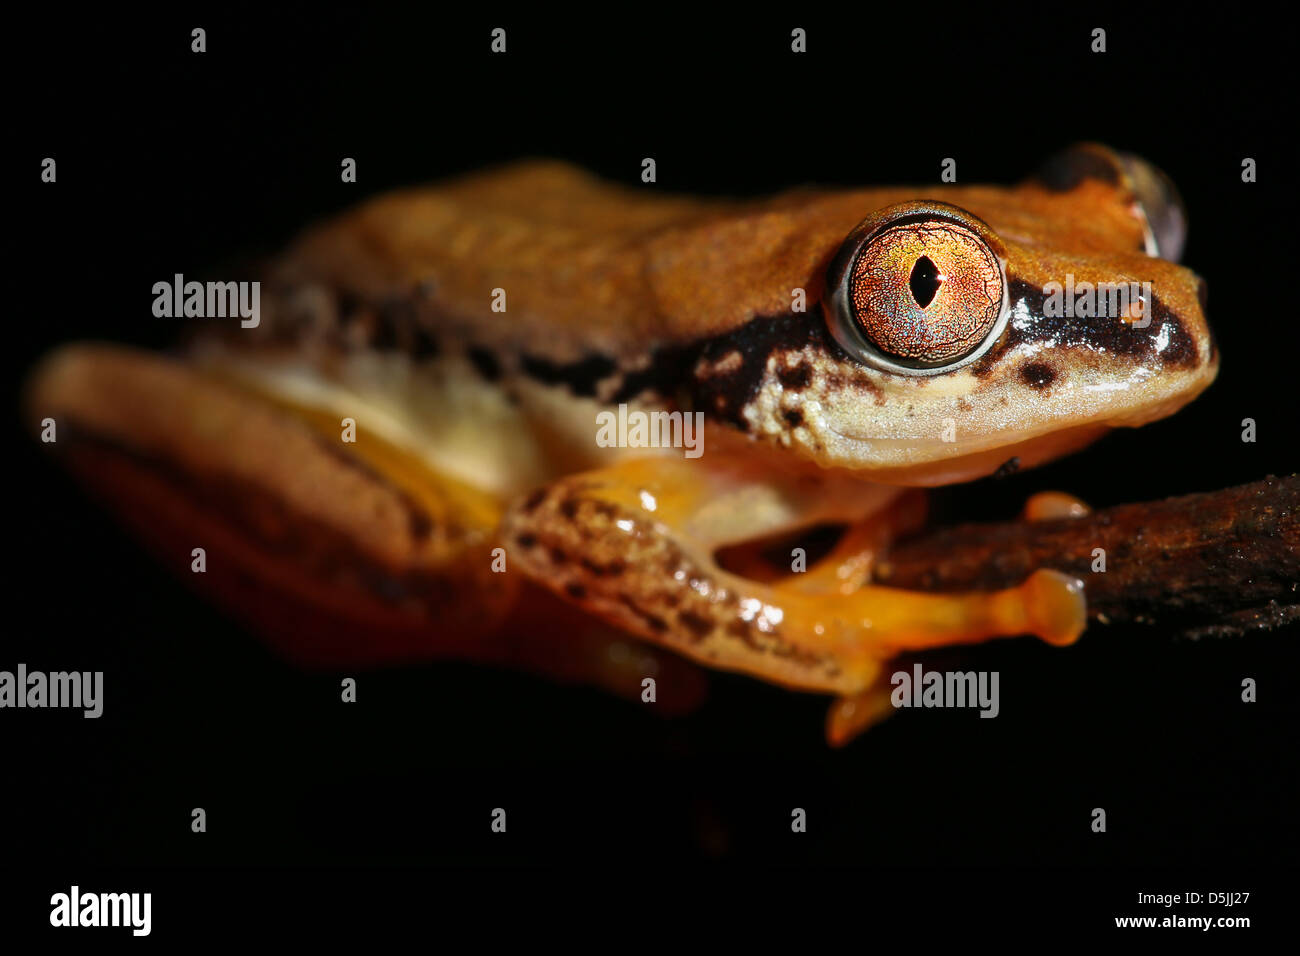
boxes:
[1120,153,1188,264]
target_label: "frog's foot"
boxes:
[502,457,1087,706]
[820,565,1086,746]
[826,684,897,748]
[1022,490,1091,522]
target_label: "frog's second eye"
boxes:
[826,203,1009,375]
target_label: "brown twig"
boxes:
[876,475,1300,638]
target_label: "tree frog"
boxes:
[27,144,1217,743]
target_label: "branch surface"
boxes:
[875,475,1300,638]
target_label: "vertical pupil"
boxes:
[909,256,942,309]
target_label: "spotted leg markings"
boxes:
[501,482,841,683]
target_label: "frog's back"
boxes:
[259,153,1162,365]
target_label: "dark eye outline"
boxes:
[824,201,1011,377]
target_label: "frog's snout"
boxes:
[1119,152,1188,264]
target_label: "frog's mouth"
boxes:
[828,424,1111,487]
[819,371,1216,486]
[811,327,1219,487]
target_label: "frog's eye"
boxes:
[826,202,1009,375]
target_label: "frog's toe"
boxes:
[1020,568,1088,646]
[1021,490,1092,522]
[825,683,895,747]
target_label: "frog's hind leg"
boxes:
[25,344,707,711]
[502,457,1087,732]
[27,343,517,665]
[499,457,1086,697]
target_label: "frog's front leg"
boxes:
[501,456,1086,726]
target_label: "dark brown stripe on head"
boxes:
[612,307,852,428]
[254,282,443,359]
[467,346,502,381]
[973,277,1198,376]
[520,352,618,397]
[412,326,440,358]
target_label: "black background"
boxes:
[5,5,1297,934]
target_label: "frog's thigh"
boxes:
[32,345,711,707]
[27,344,518,665]
[502,457,1087,699]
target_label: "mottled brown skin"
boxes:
[508,464,851,692]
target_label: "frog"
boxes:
[26,143,1217,744]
